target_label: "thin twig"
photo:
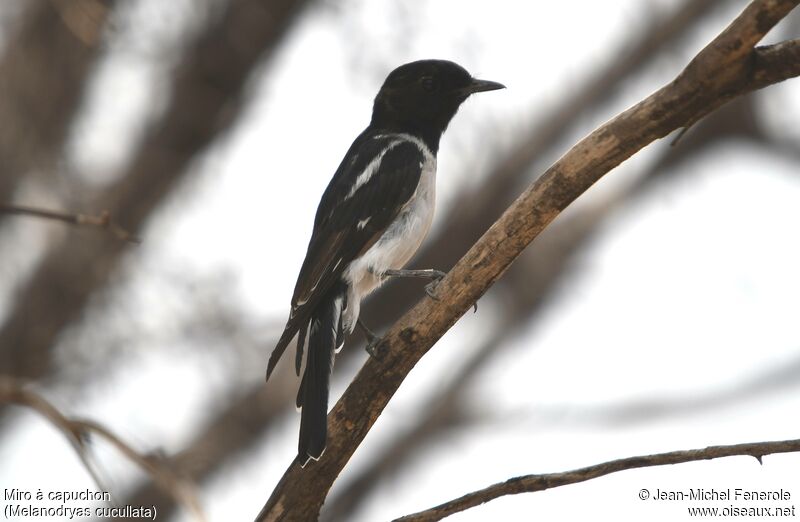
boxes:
[0,204,141,243]
[394,438,800,522]
[0,377,203,521]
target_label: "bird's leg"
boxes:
[357,318,382,358]
[382,268,446,300]
[381,268,478,312]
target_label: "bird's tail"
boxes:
[296,282,346,465]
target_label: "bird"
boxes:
[265,59,504,465]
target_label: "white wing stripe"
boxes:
[343,140,402,202]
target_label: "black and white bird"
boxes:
[266,59,504,465]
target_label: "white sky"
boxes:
[2,0,800,521]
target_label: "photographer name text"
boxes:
[652,488,791,502]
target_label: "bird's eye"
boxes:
[420,76,437,92]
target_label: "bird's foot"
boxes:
[384,268,447,300]
[424,278,443,300]
[365,338,383,359]
[358,319,383,359]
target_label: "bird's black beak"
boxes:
[461,78,506,95]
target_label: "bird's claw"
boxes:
[424,280,441,300]
[365,338,383,359]
[424,270,446,300]
[358,319,383,359]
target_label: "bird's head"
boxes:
[371,59,504,148]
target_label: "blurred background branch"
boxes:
[0,376,204,521]
[0,0,311,381]
[0,0,113,208]
[0,204,140,242]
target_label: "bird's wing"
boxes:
[266,133,425,379]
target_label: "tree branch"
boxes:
[126,4,725,518]
[323,194,616,520]
[395,438,800,522]
[323,93,776,520]
[0,204,142,243]
[0,376,204,521]
[753,38,800,86]
[257,1,800,520]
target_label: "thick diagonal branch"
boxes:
[364,0,727,325]
[258,2,800,520]
[322,93,771,521]
[123,3,726,518]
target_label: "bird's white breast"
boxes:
[342,134,436,331]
